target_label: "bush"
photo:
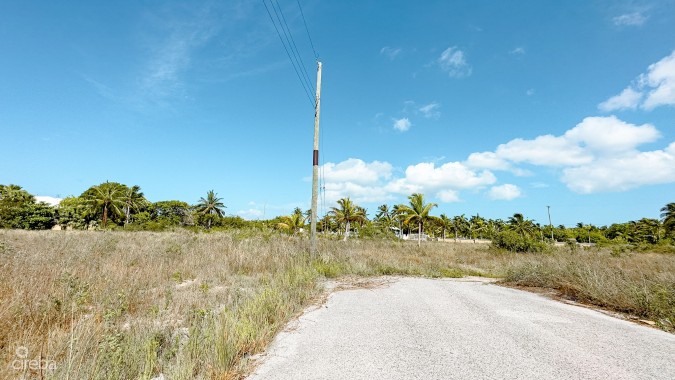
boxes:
[492,231,548,253]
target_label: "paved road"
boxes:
[248,277,675,380]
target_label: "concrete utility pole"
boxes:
[310,61,322,255]
[547,205,553,241]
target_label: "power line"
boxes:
[272,0,315,96]
[296,0,319,60]
[262,0,315,108]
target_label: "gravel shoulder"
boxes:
[248,277,675,380]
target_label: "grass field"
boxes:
[1,230,673,379]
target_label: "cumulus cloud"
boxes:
[436,189,460,203]
[599,50,675,111]
[393,118,412,132]
[466,115,672,194]
[320,159,394,203]
[320,159,495,204]
[465,152,511,170]
[563,116,660,153]
[598,88,642,111]
[510,47,526,55]
[322,158,392,185]
[392,162,496,191]
[437,47,472,77]
[487,184,521,200]
[612,12,647,26]
[495,134,592,166]
[380,46,402,60]
[562,142,675,193]
[318,116,673,204]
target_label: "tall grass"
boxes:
[0,230,673,379]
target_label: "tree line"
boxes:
[1,182,674,250]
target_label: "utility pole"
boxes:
[310,61,322,255]
[547,205,553,241]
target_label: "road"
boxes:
[248,277,675,380]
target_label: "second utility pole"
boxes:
[310,61,322,255]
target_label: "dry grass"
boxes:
[0,230,673,379]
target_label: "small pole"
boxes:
[310,61,322,255]
[547,205,554,241]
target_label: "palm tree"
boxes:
[484,220,501,240]
[276,213,305,235]
[195,190,226,229]
[452,214,469,241]
[330,198,367,241]
[392,204,406,238]
[661,203,675,235]
[85,182,125,228]
[437,214,453,241]
[508,213,536,239]
[122,185,148,226]
[397,193,438,246]
[375,204,396,234]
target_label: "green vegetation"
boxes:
[2,182,674,252]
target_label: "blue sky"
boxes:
[1,0,674,226]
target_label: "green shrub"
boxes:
[492,231,548,253]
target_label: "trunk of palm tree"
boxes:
[103,204,108,228]
[125,204,130,226]
[207,217,212,230]
[344,221,350,241]
[418,221,422,247]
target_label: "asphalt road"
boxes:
[248,277,675,380]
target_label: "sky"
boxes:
[1,0,674,227]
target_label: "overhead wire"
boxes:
[296,0,319,60]
[272,0,315,96]
[262,0,315,108]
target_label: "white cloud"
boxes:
[641,51,675,109]
[317,115,674,203]
[393,118,412,132]
[388,162,496,194]
[36,196,62,206]
[495,134,592,166]
[465,152,511,170]
[487,184,521,200]
[599,50,675,111]
[562,142,675,193]
[418,102,441,119]
[510,47,526,55]
[437,47,472,78]
[322,158,392,185]
[436,189,460,203]
[526,88,535,96]
[563,116,660,153]
[380,46,402,60]
[598,88,642,111]
[319,159,495,204]
[468,115,672,194]
[613,12,647,26]
[320,159,394,203]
